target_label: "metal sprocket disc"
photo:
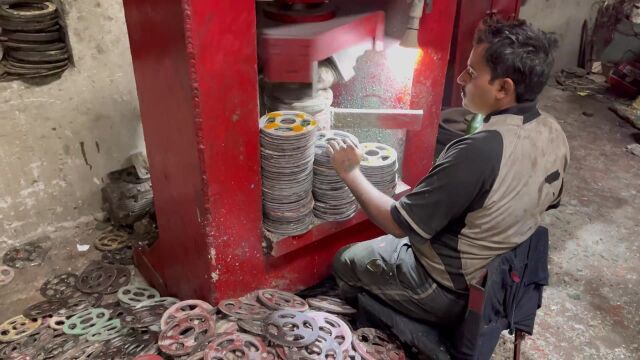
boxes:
[218,299,271,321]
[63,308,109,335]
[204,332,268,360]
[352,328,405,360]
[54,293,102,317]
[86,319,124,341]
[306,296,357,315]
[55,341,104,360]
[22,299,65,318]
[117,285,160,307]
[77,263,118,294]
[258,289,309,312]
[158,313,216,356]
[306,311,352,353]
[40,273,79,300]
[94,231,130,251]
[160,300,216,330]
[0,315,41,342]
[262,310,319,347]
[0,266,15,285]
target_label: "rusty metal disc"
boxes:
[101,246,134,266]
[0,1,57,20]
[0,266,15,285]
[352,328,405,360]
[39,273,78,300]
[214,319,239,334]
[285,333,342,360]
[124,305,166,329]
[2,241,48,268]
[77,263,118,294]
[263,310,319,347]
[136,296,179,309]
[258,289,309,312]
[2,30,60,42]
[0,315,41,342]
[15,63,68,78]
[237,319,264,335]
[102,265,131,294]
[1,41,65,51]
[158,313,216,356]
[5,58,68,70]
[306,296,356,315]
[94,231,130,251]
[204,332,268,360]
[306,311,352,354]
[117,285,160,307]
[55,341,103,360]
[47,316,67,330]
[160,300,216,330]
[22,299,65,318]
[63,308,109,335]
[53,293,102,317]
[218,299,271,321]
[0,19,59,32]
[38,331,80,359]
[86,319,124,341]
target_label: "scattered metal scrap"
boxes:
[0,228,406,359]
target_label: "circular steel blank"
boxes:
[54,293,102,317]
[158,313,216,356]
[0,266,15,285]
[204,332,268,360]
[306,296,357,315]
[307,311,353,354]
[63,308,109,335]
[352,328,405,360]
[0,1,57,20]
[117,285,160,307]
[0,315,41,342]
[22,299,65,318]
[94,232,130,251]
[77,263,118,294]
[39,273,79,300]
[160,299,215,329]
[262,310,319,348]
[218,299,271,321]
[258,289,308,312]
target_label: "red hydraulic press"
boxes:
[122,0,520,303]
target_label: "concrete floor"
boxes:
[0,86,638,359]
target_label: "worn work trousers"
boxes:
[333,235,468,326]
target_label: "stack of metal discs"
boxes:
[360,143,399,196]
[265,88,333,131]
[312,130,359,221]
[0,1,70,81]
[260,111,318,236]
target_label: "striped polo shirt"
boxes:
[391,102,570,292]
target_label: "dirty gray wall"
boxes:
[521,0,600,72]
[0,0,143,249]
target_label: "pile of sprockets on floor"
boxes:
[0,1,71,81]
[0,237,406,359]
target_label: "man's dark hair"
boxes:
[474,18,559,103]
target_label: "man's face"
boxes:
[457,44,501,115]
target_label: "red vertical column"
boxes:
[403,0,459,186]
[123,0,263,302]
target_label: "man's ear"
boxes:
[496,78,516,101]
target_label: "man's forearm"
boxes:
[341,170,406,238]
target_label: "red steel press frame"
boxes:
[122,0,458,303]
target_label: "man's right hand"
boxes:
[326,138,363,179]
